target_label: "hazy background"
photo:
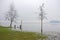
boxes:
[0,0,60,32]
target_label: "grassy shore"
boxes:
[0,26,47,40]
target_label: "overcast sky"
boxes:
[0,0,60,22]
[0,0,60,32]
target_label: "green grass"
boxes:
[0,26,41,40]
[0,26,10,32]
[0,26,48,40]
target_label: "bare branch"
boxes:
[5,3,17,28]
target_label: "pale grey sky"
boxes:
[0,0,60,32]
[0,0,60,23]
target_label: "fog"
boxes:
[0,0,60,33]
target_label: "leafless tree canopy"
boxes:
[5,3,17,27]
[39,3,47,35]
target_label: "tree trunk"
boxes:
[10,20,13,30]
[41,19,43,35]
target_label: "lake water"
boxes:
[11,21,60,33]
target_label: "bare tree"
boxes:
[20,20,22,31]
[39,3,47,35]
[5,3,17,28]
